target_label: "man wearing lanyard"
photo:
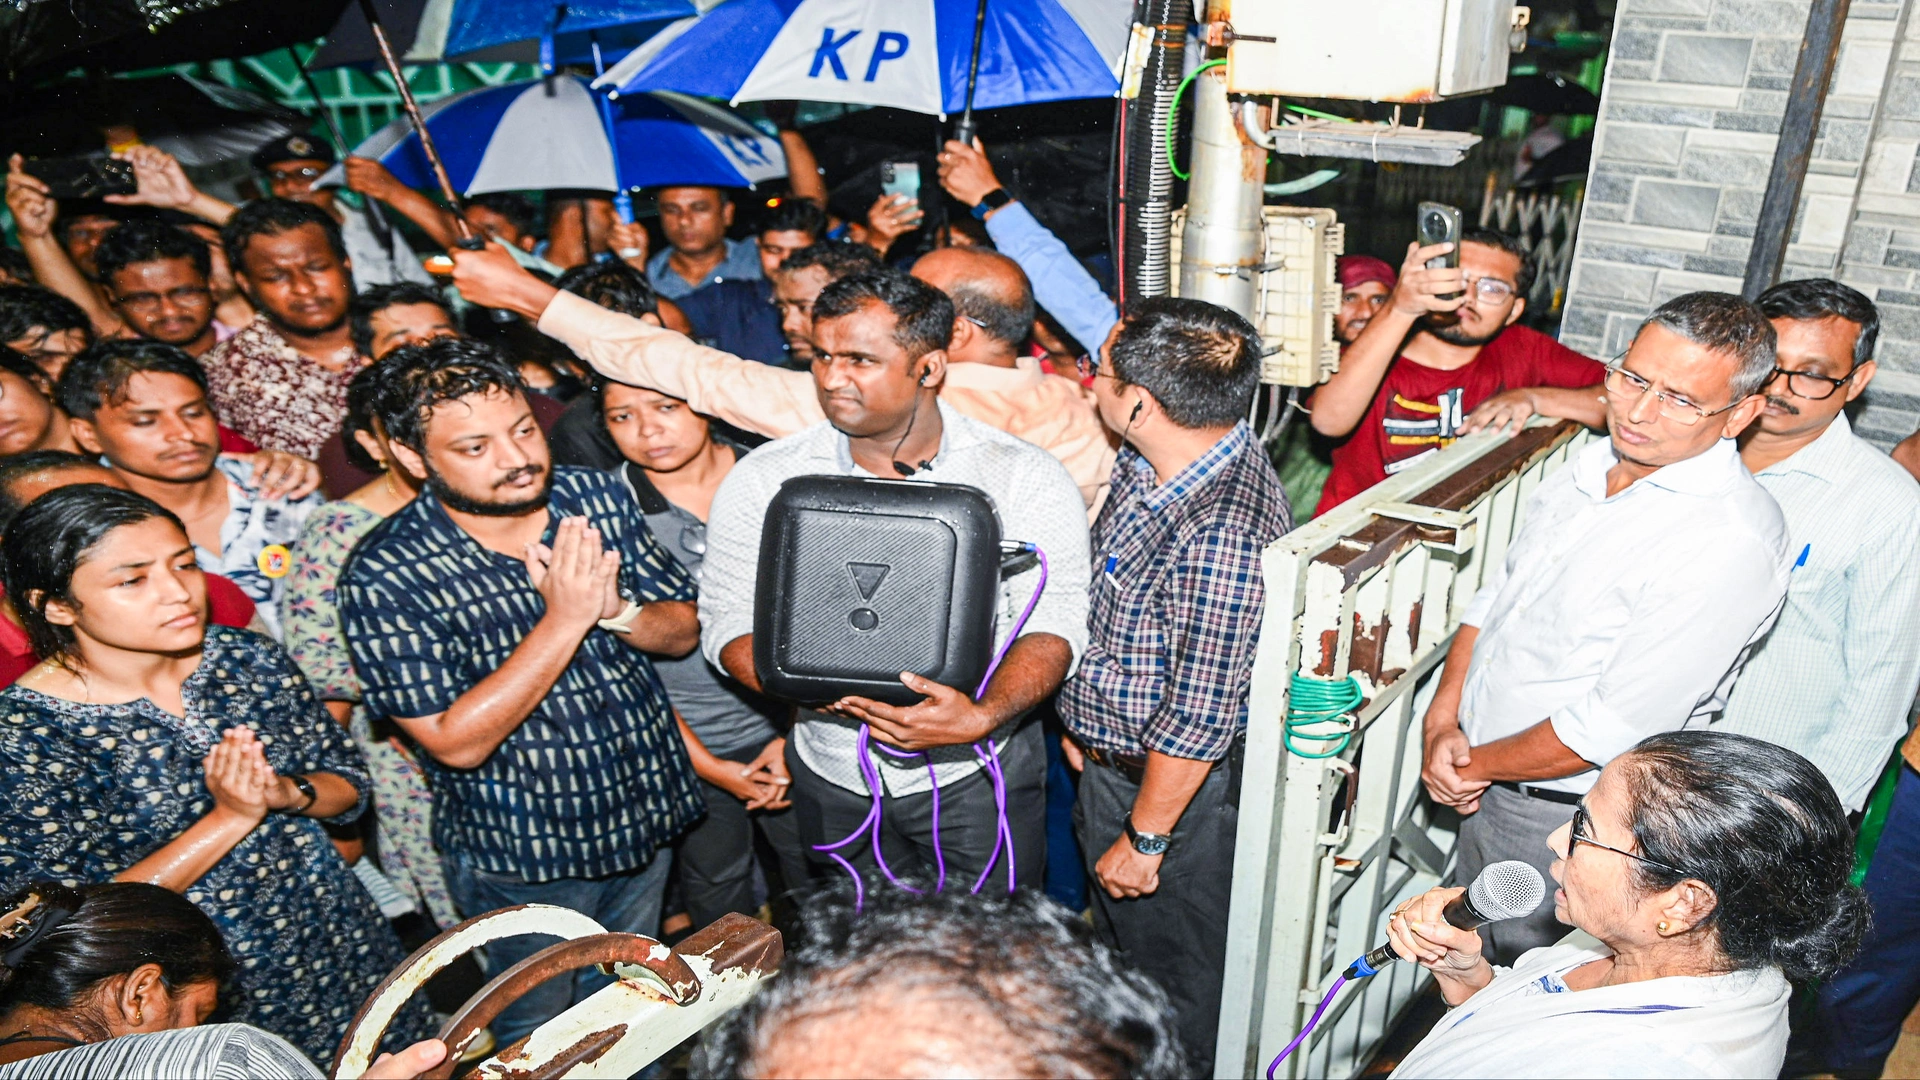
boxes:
[1057,298,1292,1075]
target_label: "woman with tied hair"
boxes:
[1387,730,1871,1079]
[0,485,430,1063]
[0,881,443,1078]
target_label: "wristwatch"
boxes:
[971,188,1013,221]
[1124,813,1172,857]
[282,774,318,815]
[598,599,644,635]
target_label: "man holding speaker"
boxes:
[1056,298,1293,1074]
[700,268,1091,896]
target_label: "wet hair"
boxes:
[0,881,232,1020]
[553,261,659,320]
[0,347,49,392]
[0,246,34,285]
[54,339,207,422]
[340,350,417,473]
[812,268,954,360]
[375,336,527,451]
[757,199,826,241]
[1109,297,1263,429]
[1,485,186,660]
[1639,291,1779,401]
[0,286,90,346]
[658,184,731,206]
[220,198,348,274]
[1756,278,1880,368]
[1460,226,1537,298]
[467,192,542,239]
[0,450,104,538]
[1619,730,1871,984]
[349,281,454,358]
[693,888,1186,1078]
[93,219,212,283]
[779,240,881,284]
[52,203,138,245]
[943,252,1035,349]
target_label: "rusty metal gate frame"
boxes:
[1215,419,1596,1078]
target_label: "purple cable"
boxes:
[1266,974,1347,1078]
[813,543,1049,908]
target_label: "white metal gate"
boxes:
[1215,419,1596,1079]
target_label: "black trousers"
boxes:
[786,719,1047,895]
[675,736,811,931]
[1073,753,1240,1077]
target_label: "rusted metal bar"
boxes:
[1742,0,1851,297]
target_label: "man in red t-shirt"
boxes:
[1310,229,1606,515]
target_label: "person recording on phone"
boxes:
[1309,225,1606,515]
[1422,292,1791,965]
[1386,731,1866,1079]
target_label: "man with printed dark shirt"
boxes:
[1309,229,1606,515]
[340,338,702,1046]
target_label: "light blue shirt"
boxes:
[983,201,1117,352]
[1713,414,1920,810]
[647,236,763,299]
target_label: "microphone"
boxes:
[1350,861,1545,977]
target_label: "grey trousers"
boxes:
[676,736,809,930]
[1454,783,1576,965]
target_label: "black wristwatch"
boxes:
[971,187,1012,220]
[1124,813,1172,857]
[282,774,318,815]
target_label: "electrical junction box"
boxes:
[1224,0,1527,102]
[1170,205,1343,387]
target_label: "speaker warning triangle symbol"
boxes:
[846,562,891,601]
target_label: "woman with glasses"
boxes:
[601,377,807,931]
[1388,730,1869,1078]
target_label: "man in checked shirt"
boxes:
[1057,298,1293,1073]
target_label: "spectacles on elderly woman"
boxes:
[1566,803,1689,877]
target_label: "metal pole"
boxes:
[355,0,478,243]
[1741,0,1850,298]
[1179,40,1266,320]
[287,47,398,262]
[950,0,991,148]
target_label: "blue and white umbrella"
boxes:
[319,75,787,195]
[592,0,1132,117]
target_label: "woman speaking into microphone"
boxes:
[1387,730,1868,1078]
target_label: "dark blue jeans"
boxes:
[1814,764,1920,1074]
[443,849,672,1047]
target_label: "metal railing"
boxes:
[1215,418,1597,1079]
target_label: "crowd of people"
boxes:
[0,112,1913,1080]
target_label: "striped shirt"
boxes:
[341,466,703,882]
[1058,423,1294,761]
[0,1025,322,1080]
[1713,415,1920,811]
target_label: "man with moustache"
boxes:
[201,200,362,458]
[1419,292,1791,963]
[1309,229,1606,514]
[339,337,702,1046]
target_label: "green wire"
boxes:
[1284,103,1358,123]
[1285,672,1363,758]
[1165,59,1227,182]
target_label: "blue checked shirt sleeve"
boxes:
[1142,526,1269,761]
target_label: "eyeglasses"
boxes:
[113,285,211,313]
[1460,274,1516,302]
[1565,803,1689,877]
[1767,365,1859,401]
[1603,363,1750,426]
[679,520,708,557]
[1074,353,1099,379]
[266,166,324,184]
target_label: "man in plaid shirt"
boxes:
[1057,298,1293,1073]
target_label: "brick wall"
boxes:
[1561,0,1920,447]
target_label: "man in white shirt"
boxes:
[1714,280,1920,812]
[1421,291,1791,961]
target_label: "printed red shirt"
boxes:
[1314,325,1602,516]
[202,317,359,459]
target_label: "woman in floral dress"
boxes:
[0,485,430,1063]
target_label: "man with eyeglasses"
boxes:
[90,219,239,358]
[1308,228,1606,515]
[1421,291,1791,963]
[1710,281,1920,1080]
[251,134,432,292]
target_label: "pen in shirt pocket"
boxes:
[1103,555,1120,588]
[1793,544,1810,572]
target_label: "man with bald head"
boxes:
[448,240,1116,510]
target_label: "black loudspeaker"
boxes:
[753,476,1002,706]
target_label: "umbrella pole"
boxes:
[356,0,479,244]
[951,0,991,147]
[286,46,399,261]
[589,35,637,226]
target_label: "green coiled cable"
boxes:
[1285,672,1363,758]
